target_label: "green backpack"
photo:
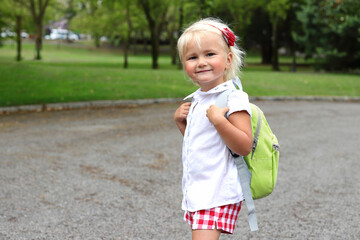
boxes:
[245,103,280,200]
[216,78,280,231]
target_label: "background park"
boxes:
[1,0,360,239]
[0,0,359,108]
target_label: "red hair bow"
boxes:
[209,24,235,47]
[221,28,235,46]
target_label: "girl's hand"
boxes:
[174,102,191,135]
[206,105,229,126]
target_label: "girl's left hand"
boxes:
[206,105,229,126]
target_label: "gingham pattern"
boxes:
[184,202,242,234]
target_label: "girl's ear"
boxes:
[226,52,233,70]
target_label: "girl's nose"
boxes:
[197,56,207,67]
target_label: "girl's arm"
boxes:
[174,102,191,136]
[207,105,252,156]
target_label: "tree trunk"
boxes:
[124,30,132,68]
[271,17,279,71]
[94,34,100,48]
[15,15,22,61]
[290,37,296,72]
[141,30,147,53]
[132,31,137,55]
[124,40,129,68]
[29,0,50,60]
[177,3,184,69]
[124,3,133,69]
[35,22,42,60]
[291,51,296,72]
[260,23,272,64]
[150,27,159,69]
[260,39,272,64]
[170,35,176,65]
[168,20,176,65]
[139,0,168,69]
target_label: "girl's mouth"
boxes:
[196,69,211,73]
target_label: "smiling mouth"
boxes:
[196,69,212,73]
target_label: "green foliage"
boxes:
[293,0,360,71]
[71,0,107,40]
[266,0,291,22]
[211,0,262,40]
[0,0,32,33]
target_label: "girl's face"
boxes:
[183,32,232,92]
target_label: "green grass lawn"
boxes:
[0,41,359,107]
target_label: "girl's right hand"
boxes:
[174,102,191,135]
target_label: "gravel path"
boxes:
[0,101,359,240]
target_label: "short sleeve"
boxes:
[226,90,252,118]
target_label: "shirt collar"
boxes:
[183,81,234,101]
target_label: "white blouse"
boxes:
[181,81,252,211]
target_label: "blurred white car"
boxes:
[1,30,15,38]
[1,31,29,38]
[68,32,79,40]
[44,28,79,40]
[21,32,29,38]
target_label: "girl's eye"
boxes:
[207,53,215,57]
[187,56,197,60]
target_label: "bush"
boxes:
[293,0,360,71]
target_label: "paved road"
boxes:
[0,101,359,240]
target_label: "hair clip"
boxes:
[208,24,235,47]
[221,28,235,47]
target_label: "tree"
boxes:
[164,0,185,66]
[0,4,9,46]
[15,14,22,61]
[63,0,77,42]
[196,0,213,18]
[212,0,261,42]
[99,0,130,67]
[93,0,145,68]
[118,0,145,68]
[284,0,305,72]
[0,0,30,61]
[123,0,133,68]
[25,0,51,60]
[245,8,273,64]
[293,0,360,71]
[72,0,107,48]
[266,0,291,71]
[138,0,169,69]
[212,0,270,64]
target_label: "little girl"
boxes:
[174,18,253,240]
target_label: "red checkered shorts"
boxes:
[184,202,242,234]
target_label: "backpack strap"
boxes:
[251,106,262,160]
[233,76,243,91]
[215,80,259,231]
[234,156,259,231]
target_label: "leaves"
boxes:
[293,0,360,70]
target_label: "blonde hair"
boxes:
[177,18,245,81]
